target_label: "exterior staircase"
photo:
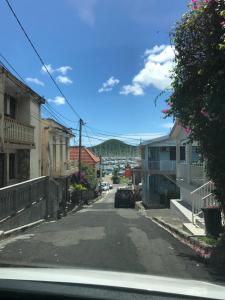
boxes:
[171,181,219,236]
[191,181,218,224]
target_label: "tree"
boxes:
[164,0,225,213]
[71,163,97,190]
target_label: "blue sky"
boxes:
[0,0,189,145]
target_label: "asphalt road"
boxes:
[0,189,222,283]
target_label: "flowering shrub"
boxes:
[167,0,225,213]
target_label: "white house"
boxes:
[170,121,216,234]
[0,65,44,187]
[141,135,180,208]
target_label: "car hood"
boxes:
[0,268,224,299]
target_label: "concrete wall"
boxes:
[16,96,30,124]
[30,100,41,179]
[0,199,46,231]
[180,185,195,207]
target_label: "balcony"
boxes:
[4,116,34,146]
[148,160,176,174]
[177,162,205,186]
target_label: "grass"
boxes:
[199,236,218,246]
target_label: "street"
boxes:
[0,189,221,283]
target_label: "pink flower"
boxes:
[161,109,170,114]
[192,0,198,2]
[183,127,191,135]
[200,108,209,118]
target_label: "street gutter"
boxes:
[135,201,214,260]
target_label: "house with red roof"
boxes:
[69,147,100,169]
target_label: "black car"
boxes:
[114,188,135,208]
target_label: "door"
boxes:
[0,154,5,188]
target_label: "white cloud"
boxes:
[56,75,73,84]
[41,64,54,74]
[68,0,97,26]
[56,66,72,75]
[25,77,44,86]
[161,122,174,129]
[98,76,119,93]
[120,44,175,96]
[48,96,65,105]
[120,84,144,96]
[41,64,72,75]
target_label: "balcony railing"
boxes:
[148,160,176,172]
[4,116,34,145]
[177,162,205,186]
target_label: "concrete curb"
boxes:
[136,201,214,260]
[2,219,45,240]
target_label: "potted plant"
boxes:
[202,205,222,237]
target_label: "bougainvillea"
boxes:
[167,0,225,213]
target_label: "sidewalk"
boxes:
[136,201,214,260]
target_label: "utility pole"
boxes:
[99,155,102,184]
[78,118,84,182]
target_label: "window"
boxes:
[169,147,176,160]
[4,94,16,119]
[180,146,185,161]
[9,153,16,179]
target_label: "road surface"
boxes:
[0,189,222,283]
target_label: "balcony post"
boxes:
[186,143,192,184]
[0,72,5,151]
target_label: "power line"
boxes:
[84,125,94,149]
[0,58,71,128]
[4,0,82,120]
[86,125,141,142]
[0,53,25,84]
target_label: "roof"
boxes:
[0,65,45,104]
[141,135,176,147]
[70,147,100,164]
[42,118,74,136]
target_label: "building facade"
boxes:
[0,65,44,187]
[41,119,77,178]
[170,121,206,208]
[142,135,180,208]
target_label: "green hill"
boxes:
[89,139,140,158]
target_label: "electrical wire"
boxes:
[86,125,142,143]
[0,58,71,128]
[4,0,82,120]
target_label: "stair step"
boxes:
[196,217,205,229]
[183,223,205,236]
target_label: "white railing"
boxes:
[4,116,34,145]
[148,160,176,172]
[191,180,219,224]
[177,162,205,185]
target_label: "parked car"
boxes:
[109,184,113,189]
[114,188,135,208]
[101,182,110,191]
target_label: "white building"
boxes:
[141,135,179,208]
[0,65,44,187]
[170,121,216,234]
